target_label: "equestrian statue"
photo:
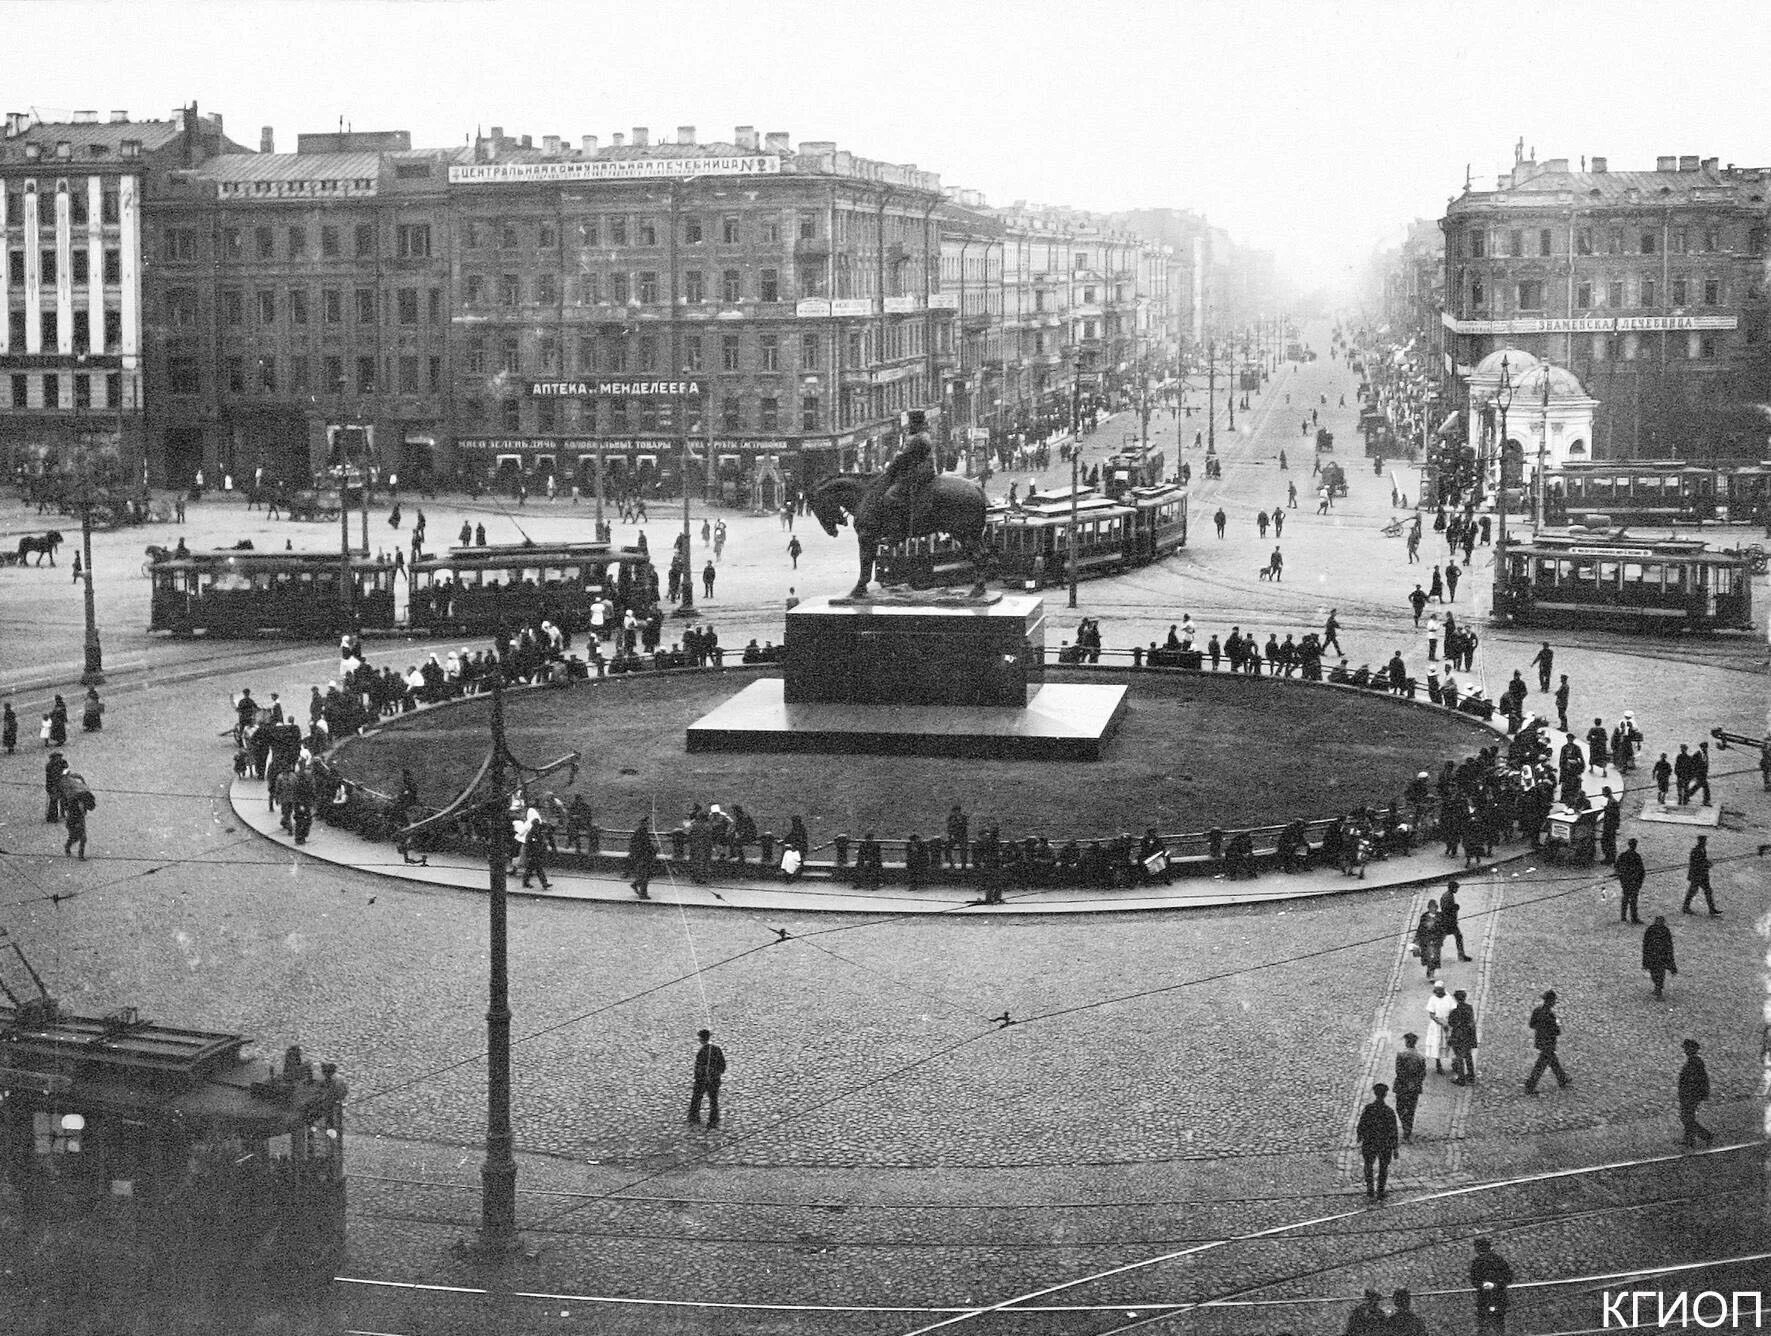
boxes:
[806,410,991,599]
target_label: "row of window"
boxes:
[1466,274,1729,312]
[1464,223,1765,259]
[6,308,124,350]
[462,213,815,251]
[462,266,792,307]
[6,247,123,286]
[2,184,121,226]
[4,370,125,411]
[463,324,927,377]
[165,351,442,397]
[163,285,444,328]
[159,222,433,263]
[461,392,819,435]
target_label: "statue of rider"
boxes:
[862,409,937,534]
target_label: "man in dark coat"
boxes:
[1470,1237,1514,1331]
[1524,989,1571,1094]
[1615,837,1646,924]
[945,804,969,870]
[627,817,659,899]
[687,812,714,883]
[1448,989,1479,1085]
[1676,1038,1714,1147]
[1691,740,1712,804]
[1392,1034,1427,1142]
[1681,834,1716,915]
[62,781,91,859]
[1673,744,1695,804]
[687,1028,726,1128]
[1439,880,1473,961]
[44,751,69,823]
[1342,1289,1388,1335]
[1642,916,1677,998]
[1530,641,1554,692]
[1598,786,1621,865]
[1553,674,1570,732]
[1355,1082,1400,1200]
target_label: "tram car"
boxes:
[407,541,657,636]
[873,482,1186,589]
[1543,460,1771,527]
[1102,448,1167,499]
[1492,530,1756,633]
[0,992,346,1294]
[148,551,398,636]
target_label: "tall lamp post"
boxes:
[1068,355,1082,609]
[1206,338,1216,455]
[676,370,696,616]
[72,410,104,684]
[1534,361,1552,531]
[1492,355,1517,615]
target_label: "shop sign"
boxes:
[795,299,832,318]
[1442,313,1737,334]
[449,156,781,186]
[831,298,872,317]
[526,379,703,398]
[882,295,918,313]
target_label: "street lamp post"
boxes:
[1535,361,1552,531]
[1492,355,1517,615]
[676,370,696,616]
[480,669,518,1254]
[72,411,104,684]
[1068,356,1082,609]
[1206,338,1216,455]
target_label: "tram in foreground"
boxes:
[1543,460,1771,526]
[408,541,657,635]
[1492,530,1757,633]
[148,551,398,636]
[874,481,1187,589]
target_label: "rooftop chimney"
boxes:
[1590,156,1607,173]
[734,125,759,151]
[677,125,695,145]
[764,131,791,154]
[3,112,24,138]
[1656,155,1678,172]
[489,125,504,142]
[1701,156,1718,172]
[109,109,128,124]
[632,126,649,148]
[1679,154,1699,172]
[260,125,274,154]
[73,110,96,124]
[611,132,625,148]
[519,134,532,149]
[543,134,561,155]
[581,134,598,155]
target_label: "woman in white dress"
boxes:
[1424,979,1454,1076]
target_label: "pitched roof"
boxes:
[0,117,183,159]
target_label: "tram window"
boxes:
[1664,565,1687,591]
[1570,560,1598,588]
[1588,476,1611,500]
[1597,561,1620,586]
[1713,567,1734,595]
[1623,562,1647,587]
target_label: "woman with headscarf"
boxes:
[48,695,68,747]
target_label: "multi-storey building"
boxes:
[934,194,1003,456]
[998,209,1075,427]
[1441,151,1771,459]
[0,106,237,482]
[145,128,454,487]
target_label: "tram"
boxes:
[1543,460,1771,526]
[873,482,1187,589]
[148,551,398,636]
[1492,530,1756,633]
[408,541,657,635]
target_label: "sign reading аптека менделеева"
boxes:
[526,380,704,398]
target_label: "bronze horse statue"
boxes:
[806,474,991,598]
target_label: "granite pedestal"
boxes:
[687,592,1126,760]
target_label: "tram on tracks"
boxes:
[408,541,658,635]
[1543,460,1771,526]
[148,551,398,636]
[874,482,1187,589]
[1492,530,1758,633]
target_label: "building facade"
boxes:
[0,106,237,484]
[1441,151,1771,460]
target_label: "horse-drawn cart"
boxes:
[285,489,344,522]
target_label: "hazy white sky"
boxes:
[6,0,1767,294]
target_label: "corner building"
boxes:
[447,125,948,505]
[1441,152,1771,459]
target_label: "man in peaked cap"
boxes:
[1355,1082,1400,1200]
[1676,1039,1714,1147]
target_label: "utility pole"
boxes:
[1068,355,1082,609]
[676,372,696,616]
[1535,362,1551,532]
[480,667,518,1254]
[1207,338,1216,455]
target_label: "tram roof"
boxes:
[415,541,649,566]
[1,1006,248,1076]
[1547,459,1771,473]
[1000,493,1136,522]
[147,550,389,570]
[1506,528,1746,560]
[1126,483,1186,503]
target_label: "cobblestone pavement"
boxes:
[0,327,1765,1335]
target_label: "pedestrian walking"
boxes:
[1425,613,1440,663]
[1598,786,1621,864]
[1257,510,1270,538]
[1322,608,1343,654]
[62,780,91,859]
[1446,560,1461,600]
[1676,1039,1714,1147]
[1393,1033,1426,1141]
[1615,838,1646,924]
[1427,566,1445,602]
[519,811,551,890]
[1268,546,1284,581]
[1424,978,1453,1073]
[1652,752,1673,803]
[44,751,68,823]
[1440,880,1473,960]
[1524,989,1571,1094]
[48,695,68,747]
[2,701,16,753]
[1448,989,1478,1084]
[1213,506,1227,537]
[72,551,82,583]
[1554,675,1571,733]
[688,1028,726,1128]
[1681,835,1716,915]
[1355,1082,1400,1200]
[1470,1238,1514,1332]
[627,816,659,899]
[1408,585,1427,626]
[1317,485,1331,514]
[81,687,104,733]
[1585,718,1610,774]
[1530,641,1554,692]
[1691,741,1712,805]
[787,535,802,569]
[702,560,716,600]
[1642,915,1677,998]
[1415,908,1445,982]
[713,519,726,560]
[1673,744,1694,804]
